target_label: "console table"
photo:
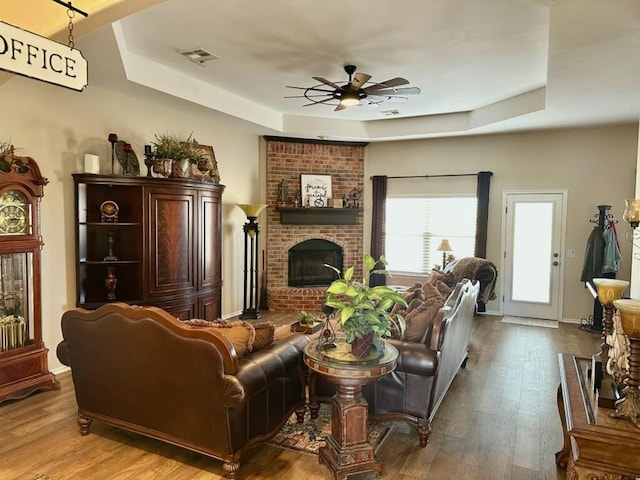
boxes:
[555,353,640,479]
[304,339,398,480]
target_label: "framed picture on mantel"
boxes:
[301,174,331,207]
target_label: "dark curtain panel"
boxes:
[370,175,388,286]
[475,171,493,258]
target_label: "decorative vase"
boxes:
[197,159,209,174]
[169,159,190,178]
[351,332,374,358]
[152,159,171,177]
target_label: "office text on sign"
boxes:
[0,21,87,92]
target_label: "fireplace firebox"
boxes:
[288,239,343,287]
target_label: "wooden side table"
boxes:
[556,353,640,479]
[304,338,398,480]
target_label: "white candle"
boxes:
[84,154,100,174]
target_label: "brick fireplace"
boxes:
[264,136,366,312]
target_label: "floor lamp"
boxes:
[237,204,268,319]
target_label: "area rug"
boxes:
[267,404,392,456]
[501,315,558,328]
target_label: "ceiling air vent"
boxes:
[380,109,401,117]
[179,48,218,65]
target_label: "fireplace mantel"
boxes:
[278,207,360,225]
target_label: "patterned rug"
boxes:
[267,403,392,456]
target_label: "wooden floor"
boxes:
[0,313,599,480]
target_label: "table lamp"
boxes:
[436,239,452,269]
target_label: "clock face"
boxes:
[0,190,30,235]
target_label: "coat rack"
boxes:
[583,205,617,333]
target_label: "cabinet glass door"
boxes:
[0,253,33,352]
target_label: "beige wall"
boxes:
[2,67,637,372]
[364,125,639,321]
[0,75,263,371]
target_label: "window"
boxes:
[385,196,477,274]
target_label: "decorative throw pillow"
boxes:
[427,269,456,288]
[182,319,255,356]
[252,321,276,352]
[403,285,425,303]
[434,279,452,299]
[403,296,443,342]
[422,281,444,303]
[405,297,423,314]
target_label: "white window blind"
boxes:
[385,196,478,274]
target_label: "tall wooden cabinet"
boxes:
[73,174,224,320]
[0,155,58,403]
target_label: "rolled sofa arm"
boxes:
[56,341,70,366]
[386,339,438,377]
[223,334,310,406]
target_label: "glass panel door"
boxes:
[503,192,564,320]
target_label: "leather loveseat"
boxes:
[57,302,309,479]
[311,279,479,447]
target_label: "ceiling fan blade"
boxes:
[284,94,332,98]
[396,86,421,95]
[287,85,335,94]
[351,73,372,90]
[363,78,410,93]
[334,103,348,111]
[303,97,336,107]
[312,76,342,90]
[367,87,422,97]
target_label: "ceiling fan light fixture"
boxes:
[340,90,361,106]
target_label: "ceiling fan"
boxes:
[285,65,421,111]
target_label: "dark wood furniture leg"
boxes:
[555,383,570,469]
[318,384,383,480]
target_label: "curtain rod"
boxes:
[369,173,479,180]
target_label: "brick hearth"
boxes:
[265,137,366,312]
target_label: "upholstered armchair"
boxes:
[443,256,497,312]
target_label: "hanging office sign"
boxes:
[0,21,87,92]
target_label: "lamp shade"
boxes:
[237,204,268,218]
[592,278,629,306]
[613,299,640,339]
[436,239,452,252]
[623,199,640,227]
[340,90,360,106]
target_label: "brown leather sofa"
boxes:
[57,302,309,479]
[310,279,479,447]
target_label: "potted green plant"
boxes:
[325,253,407,357]
[291,310,322,334]
[151,133,205,177]
[298,310,316,325]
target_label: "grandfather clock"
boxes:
[0,152,58,403]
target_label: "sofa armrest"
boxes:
[56,341,70,366]
[223,334,310,406]
[386,339,438,377]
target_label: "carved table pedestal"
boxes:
[304,338,398,480]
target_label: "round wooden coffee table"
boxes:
[303,338,398,480]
